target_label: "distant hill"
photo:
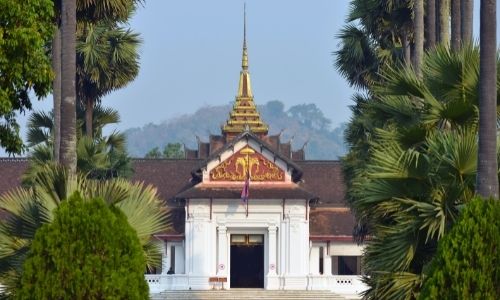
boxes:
[124,100,347,160]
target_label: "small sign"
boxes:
[218,263,225,270]
[269,263,276,270]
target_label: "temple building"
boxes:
[140,11,366,296]
[0,9,366,299]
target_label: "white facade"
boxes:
[147,201,366,296]
[145,136,367,297]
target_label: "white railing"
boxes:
[306,275,367,298]
[307,275,330,290]
[145,274,189,293]
[331,275,367,297]
[145,274,163,293]
[146,274,367,297]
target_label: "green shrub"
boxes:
[419,197,500,300]
[16,192,149,299]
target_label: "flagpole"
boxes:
[246,150,249,217]
[240,147,254,218]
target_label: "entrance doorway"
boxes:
[230,234,264,288]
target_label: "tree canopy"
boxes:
[0,0,54,154]
[16,192,149,299]
[145,143,184,159]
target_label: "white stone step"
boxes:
[152,289,348,300]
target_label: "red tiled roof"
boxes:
[0,158,28,197]
[297,160,347,207]
[309,207,356,237]
[0,157,353,237]
[130,159,202,205]
[175,183,316,200]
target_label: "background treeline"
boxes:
[125,100,347,160]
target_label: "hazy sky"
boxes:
[20,0,354,134]
[106,0,356,129]
[9,0,500,153]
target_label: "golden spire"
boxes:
[242,3,248,70]
[238,3,251,97]
[222,4,268,140]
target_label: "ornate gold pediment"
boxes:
[209,147,285,181]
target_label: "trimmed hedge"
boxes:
[419,197,500,299]
[17,192,149,299]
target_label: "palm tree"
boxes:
[334,0,413,90]
[60,0,77,174]
[334,25,380,90]
[461,0,473,44]
[426,0,437,49]
[52,5,62,162]
[23,105,132,185]
[413,0,424,75]
[53,0,142,165]
[344,45,500,298]
[451,0,461,50]
[76,22,140,137]
[0,165,169,297]
[437,0,450,46]
[476,0,498,198]
[361,129,477,299]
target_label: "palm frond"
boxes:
[26,111,53,147]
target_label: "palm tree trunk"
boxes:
[52,25,61,162]
[403,31,411,65]
[451,0,461,50]
[438,0,450,46]
[413,0,424,76]
[426,0,437,49]
[477,0,498,198]
[60,0,77,174]
[85,98,94,138]
[461,0,473,44]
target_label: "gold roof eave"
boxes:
[222,126,269,133]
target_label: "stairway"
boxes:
[152,289,348,300]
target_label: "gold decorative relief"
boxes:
[210,147,285,181]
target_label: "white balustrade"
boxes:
[146,274,367,298]
[145,274,189,293]
[331,275,367,297]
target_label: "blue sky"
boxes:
[22,0,354,133]
[105,0,356,129]
[10,0,500,152]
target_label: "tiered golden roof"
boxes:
[222,5,268,138]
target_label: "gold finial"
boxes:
[242,3,248,70]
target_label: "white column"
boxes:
[185,218,193,274]
[175,244,185,274]
[266,225,279,289]
[268,225,277,275]
[323,247,332,276]
[309,244,320,275]
[217,225,228,276]
[283,200,309,290]
[161,240,168,274]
